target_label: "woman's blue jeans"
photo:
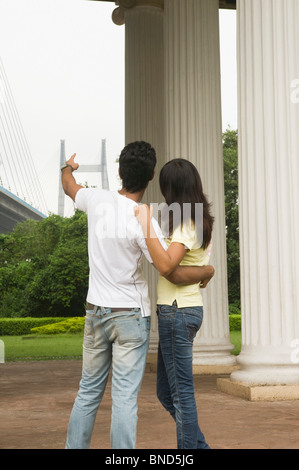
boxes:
[157,302,210,449]
[65,306,150,449]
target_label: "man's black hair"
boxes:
[119,141,156,193]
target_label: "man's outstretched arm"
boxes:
[61,153,84,201]
[165,265,215,287]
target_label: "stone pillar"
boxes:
[218,0,299,400]
[164,0,236,372]
[112,0,165,358]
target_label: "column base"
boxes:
[193,342,237,370]
[217,378,299,402]
[230,347,299,385]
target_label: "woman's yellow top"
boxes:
[157,222,211,308]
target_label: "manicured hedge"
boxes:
[30,317,85,335]
[0,314,241,336]
[0,317,66,336]
[229,314,241,331]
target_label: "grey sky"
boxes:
[0,0,237,216]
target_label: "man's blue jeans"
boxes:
[157,302,210,449]
[65,306,150,449]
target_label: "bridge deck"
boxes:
[0,186,46,233]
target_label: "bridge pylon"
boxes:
[58,139,109,217]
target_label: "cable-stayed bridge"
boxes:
[0,58,110,231]
[0,58,47,233]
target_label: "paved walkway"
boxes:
[1,360,299,449]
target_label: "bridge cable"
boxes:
[0,58,48,213]
[0,62,30,201]
[1,58,48,212]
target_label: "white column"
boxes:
[164,0,236,371]
[230,0,299,386]
[112,0,165,357]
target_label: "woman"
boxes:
[134,158,214,449]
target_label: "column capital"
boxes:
[112,0,163,26]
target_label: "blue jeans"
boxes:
[157,302,210,449]
[65,306,150,449]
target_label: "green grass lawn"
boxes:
[230,330,241,356]
[1,332,84,361]
[1,331,241,362]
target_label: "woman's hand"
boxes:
[134,204,153,233]
[166,265,215,287]
[199,266,215,288]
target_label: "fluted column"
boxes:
[220,0,299,395]
[112,0,165,356]
[164,0,236,371]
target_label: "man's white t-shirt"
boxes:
[75,188,166,317]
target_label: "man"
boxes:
[61,141,214,449]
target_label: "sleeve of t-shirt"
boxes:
[170,223,197,250]
[75,188,95,213]
[136,217,168,264]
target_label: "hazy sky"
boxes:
[0,0,237,216]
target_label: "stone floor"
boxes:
[0,360,299,450]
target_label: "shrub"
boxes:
[229,314,241,331]
[0,317,66,336]
[30,317,85,335]
[229,304,241,316]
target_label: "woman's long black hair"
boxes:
[159,159,214,249]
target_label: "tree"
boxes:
[0,211,88,317]
[223,128,240,310]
